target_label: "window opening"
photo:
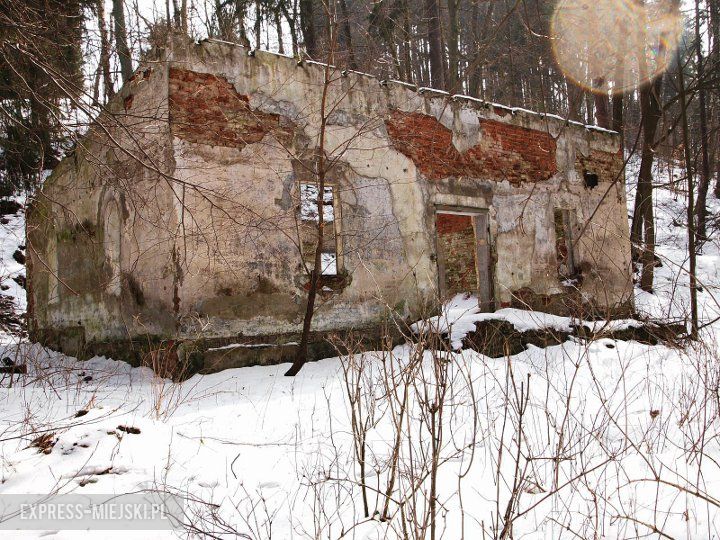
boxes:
[299,183,337,276]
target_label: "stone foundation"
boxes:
[33,324,400,379]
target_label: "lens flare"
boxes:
[551,0,683,94]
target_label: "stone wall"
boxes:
[166,37,631,338]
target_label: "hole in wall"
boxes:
[583,170,599,189]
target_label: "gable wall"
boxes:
[27,56,178,355]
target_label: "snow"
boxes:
[207,342,298,351]
[0,196,27,319]
[299,183,334,222]
[626,156,720,324]
[417,87,450,96]
[412,293,643,350]
[2,327,718,538]
[386,79,417,90]
[320,252,337,275]
[0,159,719,538]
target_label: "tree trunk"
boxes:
[677,51,699,338]
[592,79,610,129]
[611,27,627,137]
[338,0,357,69]
[112,0,133,83]
[468,1,481,95]
[235,0,251,47]
[278,0,298,55]
[694,0,711,241]
[255,1,262,49]
[584,90,594,125]
[274,9,285,54]
[171,0,187,31]
[446,0,459,91]
[425,0,445,89]
[611,92,623,139]
[710,0,720,198]
[468,1,493,98]
[285,62,332,377]
[632,75,663,293]
[97,0,114,102]
[401,0,413,83]
[299,0,317,57]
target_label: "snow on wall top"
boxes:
[194,37,619,138]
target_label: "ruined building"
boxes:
[26,36,633,371]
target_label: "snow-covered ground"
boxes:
[0,197,27,323]
[0,160,719,539]
[627,158,720,323]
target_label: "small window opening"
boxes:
[299,183,338,276]
[583,170,599,189]
[554,208,577,277]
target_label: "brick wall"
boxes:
[168,68,293,149]
[575,148,623,185]
[385,110,557,184]
[436,212,473,234]
[436,213,478,296]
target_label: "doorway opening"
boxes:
[435,208,493,311]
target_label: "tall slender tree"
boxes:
[299,0,317,57]
[677,49,699,337]
[112,0,133,83]
[96,0,114,103]
[694,0,712,240]
[425,0,445,89]
[632,73,664,292]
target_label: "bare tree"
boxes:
[93,0,114,104]
[425,0,445,89]
[284,6,338,376]
[112,0,133,83]
[693,0,712,242]
[299,0,317,57]
[677,50,699,338]
[631,73,664,293]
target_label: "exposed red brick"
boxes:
[169,68,293,150]
[436,213,473,235]
[436,213,477,295]
[385,110,557,185]
[575,148,623,185]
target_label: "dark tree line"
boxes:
[0,0,90,194]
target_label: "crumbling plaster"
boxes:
[27,34,633,367]
[28,57,178,350]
